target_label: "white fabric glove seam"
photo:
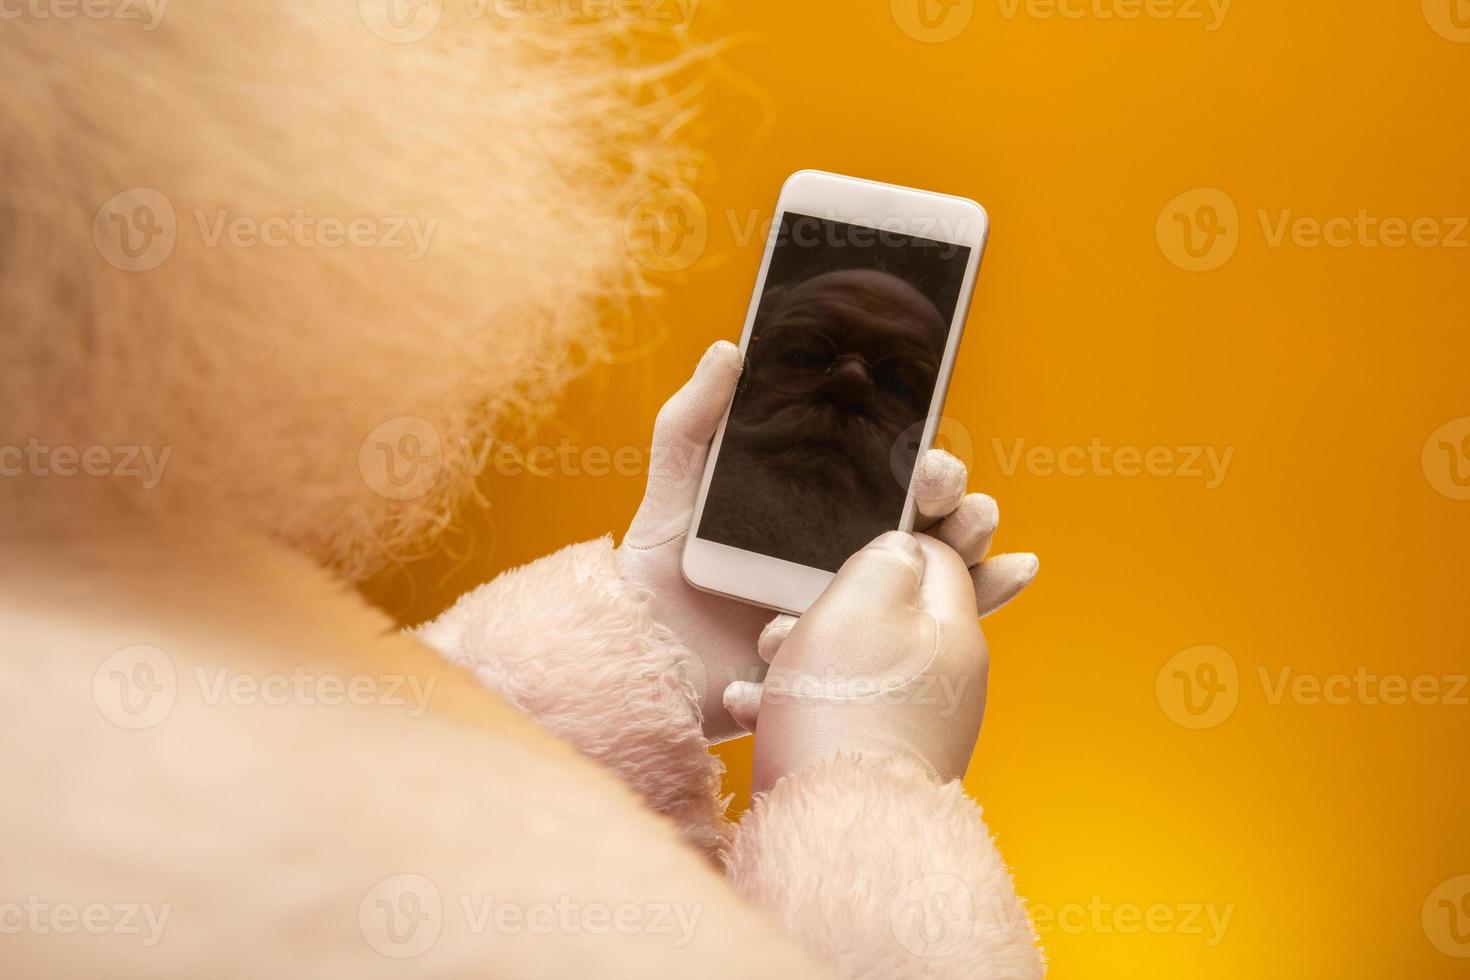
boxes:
[768,614,944,705]
[621,527,690,554]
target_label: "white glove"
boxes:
[615,340,1037,742]
[738,532,990,793]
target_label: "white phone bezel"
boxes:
[680,169,989,615]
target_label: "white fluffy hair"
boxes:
[0,1,692,579]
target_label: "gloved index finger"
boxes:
[912,447,968,522]
[913,532,983,620]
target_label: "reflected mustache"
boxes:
[733,401,894,460]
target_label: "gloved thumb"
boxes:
[810,531,926,621]
[648,340,741,478]
[626,340,742,547]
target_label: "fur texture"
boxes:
[0,2,691,578]
[414,536,730,853]
[0,523,835,979]
[0,7,1043,976]
[416,537,1046,977]
[727,754,1045,979]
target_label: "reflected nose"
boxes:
[820,356,873,410]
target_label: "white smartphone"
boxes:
[681,169,989,614]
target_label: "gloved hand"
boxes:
[615,340,1037,742]
[736,532,991,793]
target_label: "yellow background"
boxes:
[370,2,1470,976]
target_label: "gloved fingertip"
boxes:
[969,492,1001,531]
[700,339,743,378]
[912,448,968,517]
[757,613,798,664]
[723,681,762,733]
[652,341,743,452]
[973,552,1040,617]
[868,530,924,570]
[916,447,966,483]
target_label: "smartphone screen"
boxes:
[695,211,973,572]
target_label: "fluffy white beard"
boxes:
[700,401,912,571]
[0,2,691,580]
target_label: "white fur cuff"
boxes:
[413,536,728,852]
[725,753,1044,979]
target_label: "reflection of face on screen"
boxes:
[698,213,972,571]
